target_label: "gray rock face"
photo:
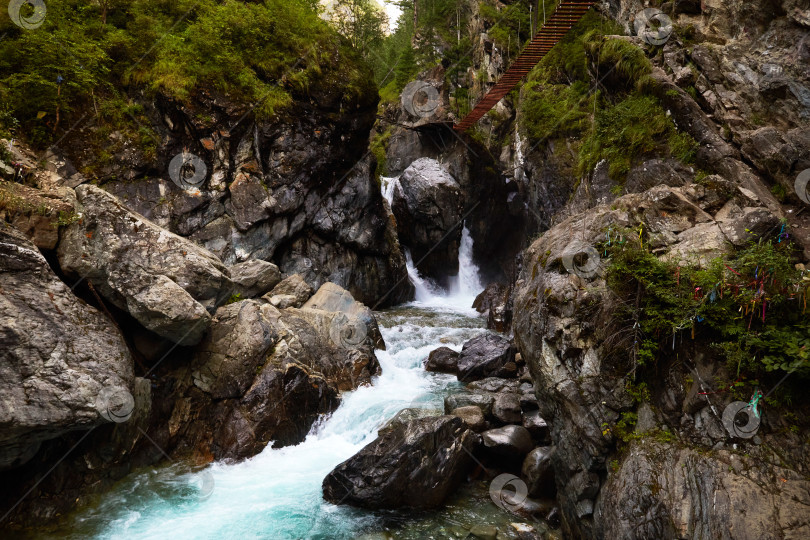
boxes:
[457,333,517,382]
[597,442,810,539]
[511,180,802,538]
[0,224,133,470]
[322,415,478,509]
[391,158,463,283]
[101,119,411,308]
[229,259,281,298]
[481,425,534,463]
[57,185,233,345]
[424,346,460,373]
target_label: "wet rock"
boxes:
[263,273,312,308]
[457,334,517,382]
[473,282,511,332]
[391,158,463,284]
[378,407,439,436]
[450,406,487,432]
[522,447,556,498]
[522,410,549,442]
[444,392,496,417]
[492,393,522,424]
[0,223,133,470]
[322,415,478,509]
[469,524,498,539]
[228,259,281,298]
[57,185,233,345]
[481,425,534,463]
[424,346,459,373]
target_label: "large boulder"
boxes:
[0,223,133,470]
[57,185,233,345]
[424,346,460,373]
[391,158,463,284]
[302,282,384,350]
[136,283,382,461]
[322,415,478,509]
[457,334,517,382]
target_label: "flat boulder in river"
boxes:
[457,334,517,382]
[322,415,478,509]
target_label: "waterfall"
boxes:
[447,226,484,302]
[380,175,399,206]
[405,249,439,302]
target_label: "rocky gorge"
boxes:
[1,0,810,539]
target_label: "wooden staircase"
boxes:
[453,1,596,132]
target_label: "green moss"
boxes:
[519,10,696,180]
[605,233,809,379]
[369,127,392,184]
[0,0,370,148]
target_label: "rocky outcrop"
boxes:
[0,223,133,470]
[391,158,463,284]
[85,92,411,308]
[473,282,512,332]
[57,185,233,345]
[512,179,806,538]
[457,333,518,382]
[598,441,810,539]
[159,282,382,461]
[322,415,478,509]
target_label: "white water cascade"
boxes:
[60,204,489,539]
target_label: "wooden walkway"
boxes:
[453,1,596,132]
